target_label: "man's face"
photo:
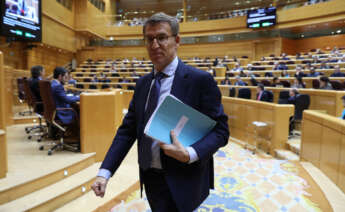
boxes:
[144,22,180,71]
[59,73,68,84]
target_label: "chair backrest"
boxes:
[280,80,291,88]
[89,84,97,89]
[76,84,84,89]
[278,90,290,104]
[261,80,271,86]
[266,90,274,102]
[312,79,320,89]
[101,84,110,89]
[38,80,56,123]
[229,87,236,97]
[294,94,310,120]
[22,79,35,109]
[17,77,26,101]
[238,88,251,99]
[330,81,344,90]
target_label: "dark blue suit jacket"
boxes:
[100,60,229,211]
[51,80,80,124]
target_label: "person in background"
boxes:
[294,65,306,78]
[67,72,77,85]
[330,65,345,77]
[319,76,333,90]
[234,75,246,86]
[221,76,231,85]
[272,77,282,87]
[281,69,290,78]
[307,67,320,77]
[29,65,44,113]
[232,62,243,72]
[319,61,330,69]
[288,88,299,105]
[341,95,345,120]
[51,67,80,125]
[239,70,247,77]
[256,83,270,102]
[292,76,306,89]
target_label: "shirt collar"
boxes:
[154,56,178,77]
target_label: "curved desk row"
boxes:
[301,110,345,193]
[222,97,294,155]
[219,86,345,117]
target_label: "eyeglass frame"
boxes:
[143,34,176,46]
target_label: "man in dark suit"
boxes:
[51,67,80,125]
[28,65,44,113]
[91,13,229,212]
[256,84,270,102]
[330,65,345,77]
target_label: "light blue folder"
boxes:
[144,95,217,147]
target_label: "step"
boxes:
[287,138,301,155]
[274,149,300,161]
[12,115,40,125]
[55,146,139,212]
[0,153,95,205]
[0,163,100,212]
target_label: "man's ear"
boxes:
[175,35,180,47]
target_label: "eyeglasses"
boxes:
[144,35,175,46]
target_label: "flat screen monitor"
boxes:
[1,0,42,41]
[247,7,276,29]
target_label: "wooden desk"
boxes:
[80,90,134,161]
[219,86,345,117]
[301,110,345,193]
[222,97,294,155]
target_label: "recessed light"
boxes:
[301,34,305,38]
[110,37,114,40]
[331,32,335,34]
[336,29,342,33]
[235,2,240,5]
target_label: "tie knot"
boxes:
[154,72,165,81]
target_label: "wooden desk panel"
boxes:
[80,91,125,162]
[219,85,345,116]
[301,110,345,194]
[222,97,294,155]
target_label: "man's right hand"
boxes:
[91,176,108,198]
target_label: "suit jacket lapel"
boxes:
[138,71,154,131]
[171,59,189,102]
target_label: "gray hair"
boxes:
[143,12,179,36]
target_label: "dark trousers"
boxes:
[142,168,179,212]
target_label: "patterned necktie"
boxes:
[139,72,165,170]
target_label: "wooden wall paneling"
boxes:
[74,0,88,30]
[0,37,27,69]
[0,52,8,178]
[42,0,75,29]
[281,38,298,55]
[293,34,345,54]
[27,46,74,76]
[42,16,76,52]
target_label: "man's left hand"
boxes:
[159,130,190,163]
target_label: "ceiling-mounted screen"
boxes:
[247,7,276,29]
[1,0,42,41]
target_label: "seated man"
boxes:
[256,84,270,102]
[307,67,320,77]
[234,76,246,86]
[51,67,80,125]
[29,65,45,113]
[288,88,299,105]
[319,76,333,90]
[330,65,345,77]
[272,77,282,87]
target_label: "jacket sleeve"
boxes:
[191,73,229,162]
[55,84,80,104]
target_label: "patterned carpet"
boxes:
[110,142,331,212]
